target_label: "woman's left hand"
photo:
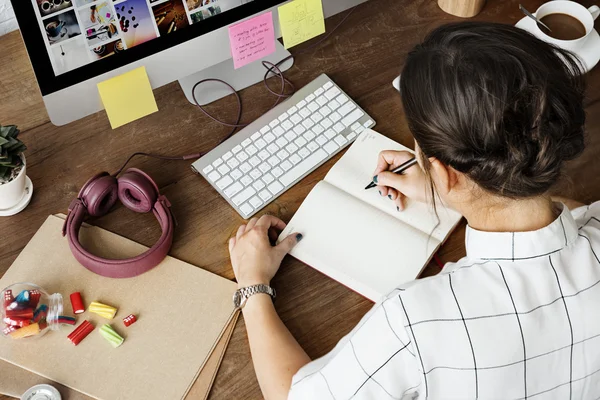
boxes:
[229,215,301,288]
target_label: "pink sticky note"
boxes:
[228,11,276,69]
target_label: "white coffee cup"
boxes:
[534,1,599,52]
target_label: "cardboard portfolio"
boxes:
[0,215,238,400]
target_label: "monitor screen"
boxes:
[13,0,285,95]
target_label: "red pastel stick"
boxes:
[5,308,34,320]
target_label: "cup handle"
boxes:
[589,5,600,20]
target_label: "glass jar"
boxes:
[1,282,63,339]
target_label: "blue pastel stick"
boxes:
[33,304,48,320]
[14,290,30,304]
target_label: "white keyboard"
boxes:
[191,74,375,218]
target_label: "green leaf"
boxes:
[0,137,8,146]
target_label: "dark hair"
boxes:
[400,22,586,198]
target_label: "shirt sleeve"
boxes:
[288,290,422,400]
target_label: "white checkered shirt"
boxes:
[288,202,600,399]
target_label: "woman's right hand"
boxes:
[373,150,429,211]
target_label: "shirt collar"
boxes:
[465,203,578,261]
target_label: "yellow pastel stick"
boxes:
[10,323,40,339]
[89,301,118,320]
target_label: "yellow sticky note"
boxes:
[278,0,325,49]
[97,66,158,129]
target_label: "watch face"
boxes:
[233,291,242,308]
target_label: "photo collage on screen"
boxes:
[31,0,253,75]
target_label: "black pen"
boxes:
[364,157,418,190]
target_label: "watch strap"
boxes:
[234,284,276,309]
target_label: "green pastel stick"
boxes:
[99,324,124,348]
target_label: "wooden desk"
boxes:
[1,0,599,398]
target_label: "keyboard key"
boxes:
[239,162,252,173]
[258,150,270,160]
[319,105,332,117]
[268,181,284,195]
[276,149,290,161]
[324,141,339,154]
[232,187,256,206]
[296,100,306,109]
[314,87,325,96]
[222,151,233,161]
[259,190,272,202]
[311,113,323,124]
[338,102,356,117]
[290,114,302,125]
[299,107,311,118]
[278,112,289,122]
[273,126,285,137]
[320,117,333,129]
[325,129,336,139]
[227,158,240,168]
[249,196,263,208]
[202,165,214,174]
[286,143,299,154]
[224,181,243,197]
[279,149,327,186]
[305,93,316,103]
[303,130,316,141]
[255,138,267,149]
[325,86,341,100]
[239,203,254,216]
[293,125,306,135]
[295,137,307,148]
[323,81,334,90]
[253,180,265,190]
[364,119,374,127]
[284,131,297,142]
[250,169,262,180]
[268,156,280,167]
[307,140,319,152]
[329,99,341,110]
[298,147,310,158]
[260,126,270,134]
[351,122,361,131]
[302,119,315,129]
[249,156,261,167]
[355,126,365,134]
[264,132,276,143]
[272,167,284,177]
[281,160,292,171]
[216,175,233,189]
[246,144,258,155]
[276,137,288,148]
[266,143,279,154]
[242,138,252,147]
[290,153,302,165]
[282,120,294,131]
[230,169,242,180]
[259,162,271,173]
[333,122,345,134]
[329,111,342,122]
[307,102,319,112]
[262,173,275,184]
[346,132,357,141]
[208,171,220,182]
[316,135,327,146]
[334,135,348,146]
[250,132,261,141]
[269,119,279,128]
[232,145,242,154]
[218,164,230,175]
[312,125,325,135]
[236,151,249,162]
[342,109,364,127]
[241,175,253,187]
[288,105,298,114]
[335,93,349,105]
[212,158,224,167]
[316,96,328,106]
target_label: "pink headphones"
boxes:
[62,168,174,278]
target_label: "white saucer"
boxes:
[0,176,33,217]
[515,15,600,73]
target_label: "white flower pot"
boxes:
[0,155,29,211]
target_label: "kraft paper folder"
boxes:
[0,215,239,400]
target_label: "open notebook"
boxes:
[280,129,462,301]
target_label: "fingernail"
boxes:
[396,206,400,212]
[388,195,392,199]
[378,190,382,196]
[296,233,303,242]
[373,175,378,183]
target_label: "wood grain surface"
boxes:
[1,0,599,398]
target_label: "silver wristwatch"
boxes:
[233,284,276,309]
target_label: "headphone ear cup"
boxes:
[118,169,159,213]
[80,174,119,217]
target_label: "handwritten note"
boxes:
[228,12,276,69]
[278,0,325,49]
[97,66,158,129]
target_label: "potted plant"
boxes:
[0,125,33,216]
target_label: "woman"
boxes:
[228,22,600,399]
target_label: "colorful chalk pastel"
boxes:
[14,290,30,304]
[70,292,85,314]
[5,307,34,320]
[57,316,76,325]
[38,318,48,331]
[33,305,48,323]
[3,289,13,308]
[29,290,42,308]
[3,316,31,328]
[2,325,17,336]
[89,301,118,319]
[9,323,40,339]
[99,324,124,348]
[123,314,137,327]
[67,320,94,346]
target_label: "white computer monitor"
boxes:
[12,0,365,126]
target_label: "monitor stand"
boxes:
[179,41,294,106]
